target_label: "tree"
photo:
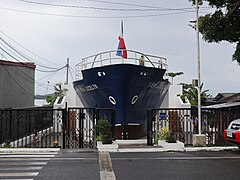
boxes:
[180,83,211,106]
[46,83,68,105]
[167,72,184,84]
[189,0,240,64]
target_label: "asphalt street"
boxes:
[0,149,240,180]
[110,150,240,180]
[36,150,100,180]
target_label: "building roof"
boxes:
[204,102,240,109]
[0,59,36,69]
[218,93,240,103]
[213,93,238,101]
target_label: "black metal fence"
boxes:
[0,107,115,149]
[65,108,115,149]
[147,107,240,146]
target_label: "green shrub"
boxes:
[159,127,176,143]
[159,127,170,140]
[96,119,113,144]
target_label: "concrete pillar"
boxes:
[193,134,206,146]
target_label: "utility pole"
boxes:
[65,58,69,85]
[195,0,202,135]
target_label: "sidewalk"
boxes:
[0,143,238,153]
[97,139,239,152]
[0,148,60,153]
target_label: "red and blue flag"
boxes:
[116,21,127,58]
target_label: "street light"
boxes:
[195,0,202,135]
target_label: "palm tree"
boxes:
[46,83,68,105]
[167,72,184,84]
[180,83,211,107]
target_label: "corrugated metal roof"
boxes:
[204,102,240,109]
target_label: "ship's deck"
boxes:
[75,50,168,80]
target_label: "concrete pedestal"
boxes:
[193,134,206,146]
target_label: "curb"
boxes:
[0,148,61,153]
[185,146,239,152]
[98,146,239,153]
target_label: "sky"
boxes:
[0,0,239,97]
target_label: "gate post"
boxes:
[147,109,153,146]
[111,109,116,141]
[62,108,67,149]
[79,108,84,148]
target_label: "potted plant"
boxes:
[159,127,176,143]
[96,119,113,144]
[158,127,184,150]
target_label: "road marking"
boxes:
[0,158,51,161]
[0,151,58,179]
[52,157,98,161]
[99,152,116,180]
[1,179,34,180]
[0,172,39,176]
[0,166,43,170]
[0,162,48,166]
[111,156,240,160]
[0,152,58,155]
[0,154,55,158]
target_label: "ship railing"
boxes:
[75,50,168,80]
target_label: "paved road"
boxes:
[1,149,239,180]
[0,151,57,179]
[36,149,100,180]
[110,150,240,180]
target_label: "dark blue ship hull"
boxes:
[73,64,170,138]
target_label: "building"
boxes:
[0,60,35,109]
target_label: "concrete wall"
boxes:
[0,62,35,109]
[163,83,191,108]
[54,83,83,109]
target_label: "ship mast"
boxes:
[65,58,69,85]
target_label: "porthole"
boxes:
[109,96,116,105]
[98,71,106,77]
[140,71,147,76]
[131,95,138,104]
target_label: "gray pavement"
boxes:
[110,151,240,180]
[0,147,239,180]
[0,150,58,179]
[36,149,100,180]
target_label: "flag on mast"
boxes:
[116,21,127,59]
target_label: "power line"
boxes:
[18,0,196,12]
[0,37,32,62]
[36,65,67,73]
[0,36,58,69]
[36,65,66,82]
[0,36,62,72]
[0,6,197,18]
[2,65,34,96]
[0,30,60,68]
[87,0,212,10]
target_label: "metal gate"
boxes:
[0,107,66,148]
[64,108,115,149]
[0,107,115,149]
[147,108,240,146]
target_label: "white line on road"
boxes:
[52,157,98,161]
[0,172,39,176]
[0,152,58,155]
[0,158,51,161]
[111,156,240,160]
[0,179,34,180]
[0,155,55,158]
[0,162,48,166]
[0,167,43,170]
